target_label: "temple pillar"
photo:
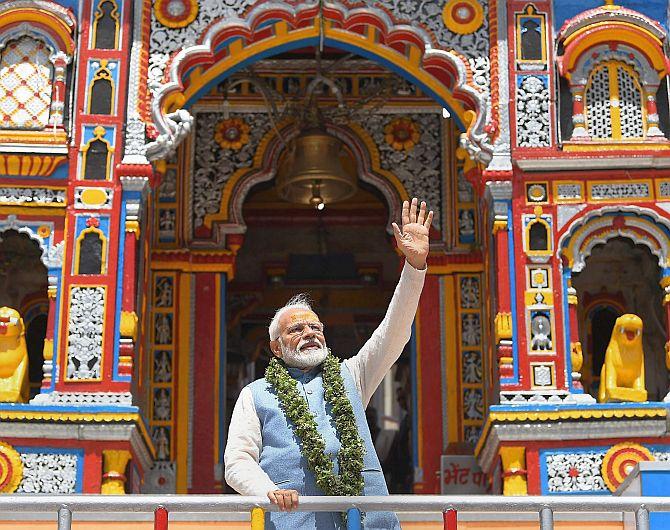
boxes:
[117,177,148,378]
[486,182,516,384]
[499,446,528,496]
[101,449,132,494]
[569,85,589,139]
[566,275,584,391]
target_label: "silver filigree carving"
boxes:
[0,188,65,206]
[590,182,650,200]
[31,391,133,406]
[545,452,607,493]
[123,118,147,158]
[66,287,105,380]
[44,240,64,268]
[556,184,582,201]
[368,113,443,231]
[516,75,550,147]
[192,112,271,230]
[378,0,490,98]
[16,452,79,493]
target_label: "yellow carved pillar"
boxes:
[499,446,528,495]
[101,450,132,494]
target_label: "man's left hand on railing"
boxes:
[267,489,299,511]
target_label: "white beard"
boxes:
[280,337,328,369]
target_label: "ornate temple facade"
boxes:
[0,0,668,501]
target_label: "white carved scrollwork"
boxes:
[516,75,550,147]
[16,452,79,493]
[66,287,105,380]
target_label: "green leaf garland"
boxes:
[265,354,365,497]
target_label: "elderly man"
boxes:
[225,198,432,529]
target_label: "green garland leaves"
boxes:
[265,354,365,497]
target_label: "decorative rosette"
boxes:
[214,118,251,151]
[384,117,421,151]
[442,0,485,35]
[154,0,199,29]
[601,442,653,492]
[0,442,23,493]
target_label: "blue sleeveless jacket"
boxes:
[248,362,401,529]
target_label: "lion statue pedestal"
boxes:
[0,307,29,403]
[598,314,647,403]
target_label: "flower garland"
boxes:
[265,354,365,497]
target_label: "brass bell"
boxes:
[276,129,357,209]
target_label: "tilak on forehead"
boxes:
[288,310,320,324]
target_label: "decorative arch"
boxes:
[558,206,670,274]
[147,1,490,162]
[0,1,76,57]
[202,119,409,236]
[557,5,669,142]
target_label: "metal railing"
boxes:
[0,495,668,530]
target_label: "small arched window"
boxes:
[88,61,114,115]
[83,126,112,180]
[529,221,549,251]
[520,19,542,61]
[75,228,106,275]
[0,36,53,129]
[585,61,644,140]
[93,0,120,50]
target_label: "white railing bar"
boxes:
[0,496,669,514]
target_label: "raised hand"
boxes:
[392,198,433,270]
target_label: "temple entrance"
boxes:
[573,237,667,400]
[0,229,48,398]
[146,34,469,493]
[225,179,414,492]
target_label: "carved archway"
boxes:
[147,1,490,162]
[200,119,410,238]
[558,206,670,273]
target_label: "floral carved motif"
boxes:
[66,287,105,380]
[545,452,607,493]
[516,75,550,147]
[368,113,443,231]
[192,112,271,231]
[16,452,79,494]
[0,188,65,206]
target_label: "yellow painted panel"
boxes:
[80,188,109,207]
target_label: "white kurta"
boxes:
[224,261,426,496]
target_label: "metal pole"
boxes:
[636,506,650,530]
[539,506,554,530]
[154,505,168,530]
[57,505,72,530]
[346,508,362,530]
[443,508,457,530]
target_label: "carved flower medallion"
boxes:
[154,0,198,29]
[214,118,251,151]
[384,117,421,151]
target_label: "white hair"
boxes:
[268,293,313,341]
